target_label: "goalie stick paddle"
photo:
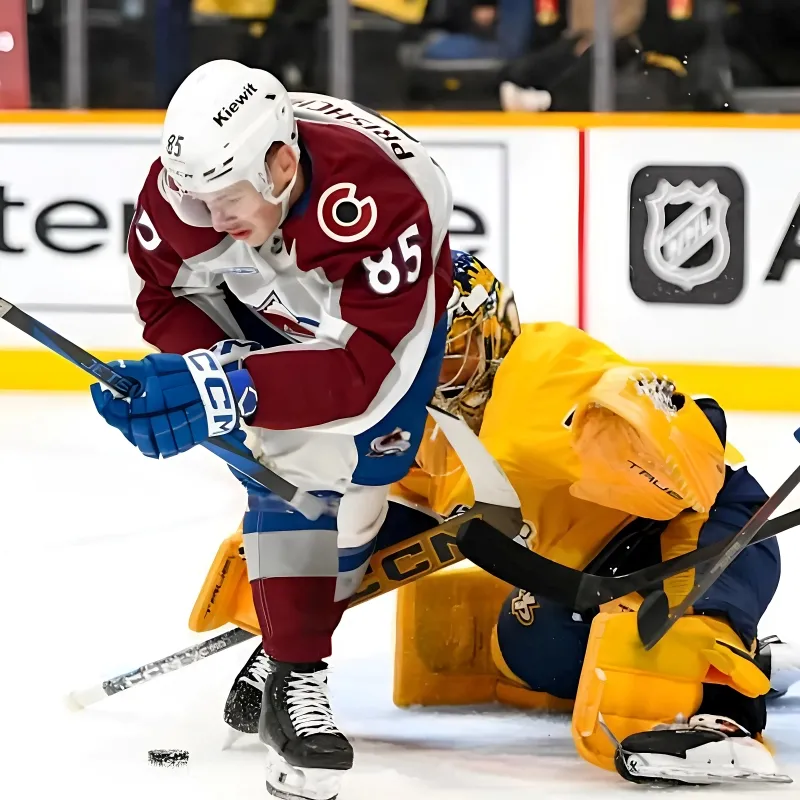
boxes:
[457,507,800,615]
[636,461,800,650]
[0,296,326,520]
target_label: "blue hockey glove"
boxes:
[91,348,258,459]
[209,339,263,419]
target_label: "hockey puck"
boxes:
[148,749,189,768]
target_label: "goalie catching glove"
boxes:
[91,340,262,459]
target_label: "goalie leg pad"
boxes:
[571,610,771,772]
[393,565,512,707]
[393,569,574,711]
[188,522,260,635]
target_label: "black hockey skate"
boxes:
[259,658,352,800]
[224,642,272,735]
[609,715,791,785]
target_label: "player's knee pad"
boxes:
[572,611,771,772]
[493,592,589,706]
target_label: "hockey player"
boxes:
[211,250,520,731]
[90,60,453,799]
[391,256,785,785]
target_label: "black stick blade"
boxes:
[457,518,583,606]
[636,590,671,649]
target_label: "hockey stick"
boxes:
[457,506,800,616]
[66,626,256,710]
[636,462,800,650]
[66,405,525,709]
[67,506,800,710]
[0,297,326,520]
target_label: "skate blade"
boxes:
[623,754,794,785]
[265,747,344,800]
[222,728,247,750]
[266,783,337,800]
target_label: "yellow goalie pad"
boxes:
[189,515,469,636]
[393,566,574,712]
[571,610,770,772]
[188,524,261,635]
[570,366,726,520]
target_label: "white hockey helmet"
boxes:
[158,59,300,227]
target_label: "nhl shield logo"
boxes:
[643,179,731,291]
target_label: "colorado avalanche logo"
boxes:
[258,291,319,339]
[317,182,377,243]
[367,427,411,458]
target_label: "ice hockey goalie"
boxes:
[192,252,788,788]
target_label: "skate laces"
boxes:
[286,670,341,737]
[239,651,274,690]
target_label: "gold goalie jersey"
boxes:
[397,319,735,568]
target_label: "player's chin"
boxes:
[242,229,270,247]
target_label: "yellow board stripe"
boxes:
[649,363,800,413]
[0,350,798,411]
[2,110,800,129]
[0,350,150,391]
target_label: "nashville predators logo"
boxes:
[510,590,539,626]
[452,252,498,308]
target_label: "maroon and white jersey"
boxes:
[128,94,453,434]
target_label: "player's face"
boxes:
[197,146,299,247]
[200,181,282,246]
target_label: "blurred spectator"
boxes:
[156,0,192,107]
[420,0,534,60]
[240,0,327,90]
[500,0,648,110]
[20,0,800,111]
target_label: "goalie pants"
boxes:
[241,319,446,663]
[496,466,781,706]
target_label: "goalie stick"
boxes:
[70,504,800,709]
[0,296,326,520]
[457,506,800,618]
[636,461,800,650]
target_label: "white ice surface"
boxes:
[2,392,800,799]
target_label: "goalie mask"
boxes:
[569,367,726,520]
[417,251,520,478]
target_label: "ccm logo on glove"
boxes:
[184,349,237,437]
